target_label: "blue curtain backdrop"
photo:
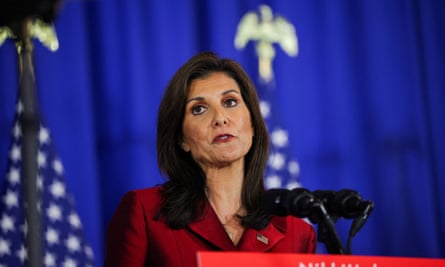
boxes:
[0,0,444,265]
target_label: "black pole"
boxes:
[14,19,43,267]
[1,2,61,265]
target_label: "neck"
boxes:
[205,162,243,202]
[205,176,244,225]
[203,159,245,222]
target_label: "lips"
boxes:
[213,134,234,143]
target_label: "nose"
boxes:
[212,108,228,127]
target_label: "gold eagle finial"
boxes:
[234,5,298,82]
[0,18,59,52]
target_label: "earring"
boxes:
[181,142,190,152]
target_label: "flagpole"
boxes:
[1,2,61,266]
[13,18,43,267]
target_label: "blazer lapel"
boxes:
[238,216,287,251]
[188,202,236,250]
[189,201,288,252]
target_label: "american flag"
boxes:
[0,101,95,266]
[258,82,303,190]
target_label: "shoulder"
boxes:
[105,186,164,266]
[124,185,163,201]
[119,185,163,213]
[106,185,164,235]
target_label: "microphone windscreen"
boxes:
[261,189,290,216]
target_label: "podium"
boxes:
[197,252,445,267]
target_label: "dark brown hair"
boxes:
[156,51,270,229]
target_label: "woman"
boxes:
[104,51,316,267]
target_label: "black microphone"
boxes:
[261,188,318,218]
[334,189,371,219]
[314,189,372,219]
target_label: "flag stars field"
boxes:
[0,100,96,265]
[259,92,303,189]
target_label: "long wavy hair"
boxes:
[156,51,270,229]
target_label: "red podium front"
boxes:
[197,251,445,267]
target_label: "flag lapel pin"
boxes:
[256,233,269,245]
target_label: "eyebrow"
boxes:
[186,89,240,104]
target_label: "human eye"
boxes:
[224,98,238,108]
[191,104,207,115]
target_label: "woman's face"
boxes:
[181,72,254,170]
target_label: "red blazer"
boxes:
[104,186,317,267]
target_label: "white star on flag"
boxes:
[0,99,95,266]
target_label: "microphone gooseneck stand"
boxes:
[346,201,375,254]
[306,202,346,254]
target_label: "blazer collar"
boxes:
[188,201,287,251]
